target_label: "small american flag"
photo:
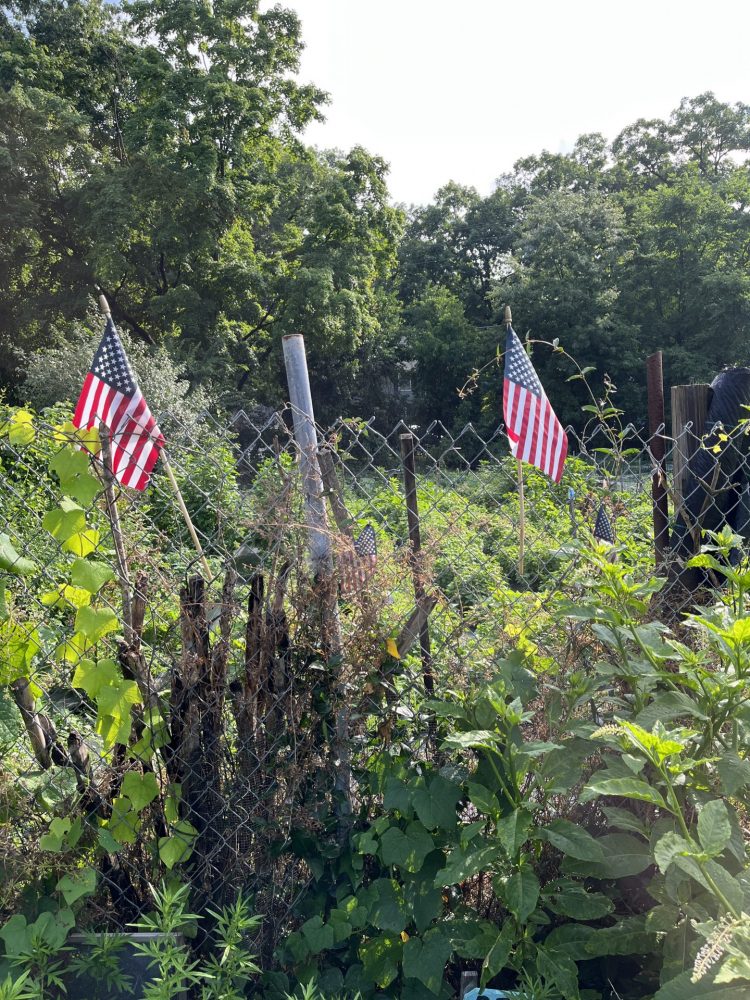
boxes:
[593,504,615,544]
[503,327,567,483]
[73,319,164,490]
[339,525,377,596]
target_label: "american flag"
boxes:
[503,327,567,483]
[73,319,164,491]
[593,504,615,543]
[339,525,377,596]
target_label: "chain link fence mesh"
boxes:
[0,401,746,959]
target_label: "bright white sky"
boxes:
[276,0,750,207]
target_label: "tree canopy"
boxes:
[2,0,749,432]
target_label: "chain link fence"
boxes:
[0,399,746,960]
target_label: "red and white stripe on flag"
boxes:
[73,319,164,491]
[502,327,567,483]
[339,524,377,596]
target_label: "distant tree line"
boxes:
[2,1,749,434]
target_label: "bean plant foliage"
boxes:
[275,533,750,1000]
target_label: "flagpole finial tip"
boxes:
[98,294,111,317]
[503,304,512,327]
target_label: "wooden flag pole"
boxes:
[97,295,213,583]
[505,304,526,578]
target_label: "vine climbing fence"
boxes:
[0,399,747,958]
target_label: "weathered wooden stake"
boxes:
[647,352,669,567]
[100,424,134,645]
[399,432,434,697]
[504,304,526,578]
[671,383,711,525]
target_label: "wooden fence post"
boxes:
[647,352,669,567]
[399,433,434,698]
[671,384,711,525]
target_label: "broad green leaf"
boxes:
[42,503,86,543]
[379,821,434,873]
[539,819,605,861]
[7,410,35,446]
[41,584,91,609]
[544,924,596,960]
[361,879,409,933]
[412,775,460,830]
[55,631,90,664]
[449,919,499,960]
[121,771,160,812]
[480,922,514,987]
[697,800,732,856]
[56,868,96,905]
[63,528,100,557]
[584,776,667,809]
[402,927,452,994]
[654,832,693,873]
[49,447,100,505]
[0,915,30,956]
[158,820,198,869]
[97,827,123,853]
[0,621,40,684]
[383,776,414,816]
[75,605,119,643]
[535,945,580,1000]
[300,915,335,955]
[434,843,503,887]
[359,933,402,989]
[0,534,35,575]
[600,805,650,838]
[39,817,71,853]
[545,882,614,919]
[71,657,121,699]
[70,559,115,594]
[443,729,501,752]
[585,917,654,957]
[496,808,532,858]
[107,795,140,845]
[562,833,651,878]
[653,968,750,998]
[499,867,539,922]
[716,753,750,796]
[467,782,499,817]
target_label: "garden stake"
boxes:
[505,305,526,579]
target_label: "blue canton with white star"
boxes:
[91,319,137,395]
[505,329,543,398]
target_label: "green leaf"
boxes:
[499,867,539,922]
[97,827,123,853]
[359,933,403,989]
[56,868,96,905]
[467,782,499,817]
[496,808,532,858]
[585,917,654,957]
[0,533,35,575]
[535,946,580,1000]
[0,915,30,956]
[584,776,667,809]
[383,776,414,816]
[121,771,160,812]
[379,822,434,874]
[653,968,750,999]
[600,805,650,838]
[71,657,121,699]
[63,527,100,558]
[539,819,605,861]
[39,817,71,853]
[41,583,91,609]
[7,410,35,446]
[545,882,614,920]
[443,729,501,752]
[697,800,732,856]
[412,775,460,830]
[480,922,514,987]
[449,919,499,960]
[562,833,651,878]
[434,843,503,887]
[654,831,693,873]
[75,605,119,643]
[158,820,198,869]
[42,503,86,543]
[49,447,100,505]
[402,927,452,994]
[70,559,115,595]
[300,915,335,955]
[107,795,140,845]
[361,879,409,933]
[0,621,40,684]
